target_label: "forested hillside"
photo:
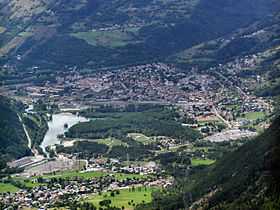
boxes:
[0,0,279,70]
[136,115,280,210]
[0,96,30,165]
[173,12,280,68]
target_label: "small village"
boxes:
[3,152,173,209]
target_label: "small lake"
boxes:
[40,112,88,157]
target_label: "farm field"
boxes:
[87,187,157,210]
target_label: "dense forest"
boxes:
[22,113,48,153]
[67,106,200,142]
[0,96,30,170]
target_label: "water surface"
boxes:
[40,112,88,156]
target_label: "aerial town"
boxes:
[0,60,274,209]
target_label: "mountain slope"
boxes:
[172,12,280,68]
[136,115,280,210]
[189,116,280,209]
[0,96,30,164]
[0,0,279,70]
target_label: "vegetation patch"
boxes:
[87,187,156,210]
[127,133,152,145]
[244,112,266,121]
[67,106,200,142]
[191,158,215,166]
[98,138,128,148]
[0,183,19,193]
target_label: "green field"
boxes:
[87,187,157,210]
[191,158,216,166]
[0,183,19,193]
[244,112,266,121]
[39,171,148,181]
[98,138,128,148]
[128,133,153,145]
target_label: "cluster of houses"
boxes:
[86,157,160,176]
[0,173,170,209]
[12,63,220,105]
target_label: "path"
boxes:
[212,106,232,128]
[18,114,32,150]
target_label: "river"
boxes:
[40,112,89,157]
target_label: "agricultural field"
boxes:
[86,187,157,210]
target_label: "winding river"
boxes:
[40,112,89,157]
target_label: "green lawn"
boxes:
[128,133,153,145]
[244,112,266,121]
[87,187,157,210]
[39,171,148,181]
[191,158,215,166]
[0,183,19,193]
[98,138,128,148]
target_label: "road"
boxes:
[18,114,32,150]
[212,106,232,128]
